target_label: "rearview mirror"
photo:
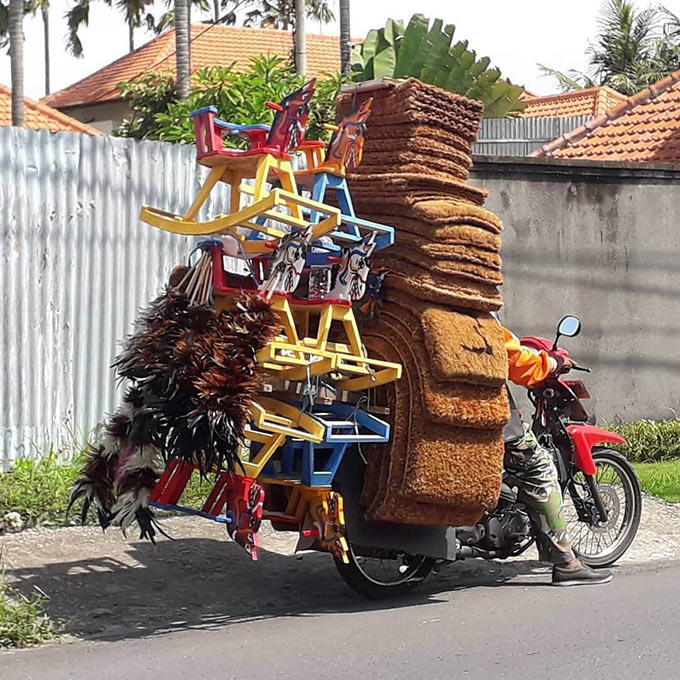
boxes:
[557,315,582,338]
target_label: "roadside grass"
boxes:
[0,451,212,530]
[2,418,679,531]
[0,559,63,649]
[633,460,680,503]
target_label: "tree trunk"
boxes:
[9,0,24,126]
[175,0,191,98]
[128,20,134,52]
[282,0,289,30]
[339,0,350,76]
[294,0,306,76]
[42,6,50,95]
[213,0,219,23]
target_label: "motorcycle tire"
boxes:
[334,543,435,599]
[570,447,642,568]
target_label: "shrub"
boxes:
[608,419,680,463]
[115,55,346,144]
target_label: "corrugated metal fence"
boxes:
[0,117,588,467]
[475,116,590,156]
[0,128,233,467]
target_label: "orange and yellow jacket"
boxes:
[503,327,557,388]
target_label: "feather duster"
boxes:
[70,256,280,541]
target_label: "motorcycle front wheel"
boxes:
[334,543,435,599]
[564,447,642,567]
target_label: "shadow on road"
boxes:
[7,535,549,643]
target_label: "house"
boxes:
[43,24,347,134]
[531,70,680,162]
[521,86,627,118]
[0,82,100,134]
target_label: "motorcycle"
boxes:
[333,315,642,598]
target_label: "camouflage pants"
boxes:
[504,428,576,564]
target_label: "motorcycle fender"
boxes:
[566,425,627,475]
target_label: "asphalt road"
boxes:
[3,559,679,680]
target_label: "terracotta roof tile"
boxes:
[0,82,101,134]
[531,70,680,163]
[521,86,627,118]
[44,24,346,110]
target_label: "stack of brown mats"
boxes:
[338,79,511,527]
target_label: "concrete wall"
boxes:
[62,101,130,134]
[470,156,680,423]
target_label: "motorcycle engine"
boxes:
[478,498,532,554]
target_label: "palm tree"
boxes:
[588,0,659,92]
[27,0,51,94]
[294,0,305,75]
[66,0,156,57]
[174,0,191,98]
[539,0,680,96]
[243,0,333,30]
[339,0,350,76]
[9,0,23,125]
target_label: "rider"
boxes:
[503,327,613,586]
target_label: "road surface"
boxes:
[2,559,678,680]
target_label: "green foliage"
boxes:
[634,460,680,502]
[114,71,177,139]
[0,447,218,530]
[541,0,680,95]
[0,451,85,528]
[242,0,334,28]
[115,55,345,143]
[0,564,63,648]
[350,14,526,118]
[608,418,680,463]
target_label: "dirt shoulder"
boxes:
[1,493,678,645]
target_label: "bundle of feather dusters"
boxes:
[69,277,280,542]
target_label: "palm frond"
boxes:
[537,64,589,92]
[64,0,90,57]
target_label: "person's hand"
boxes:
[553,355,575,374]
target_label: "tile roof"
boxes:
[521,86,627,118]
[0,83,101,134]
[531,70,680,162]
[44,24,346,110]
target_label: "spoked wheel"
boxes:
[564,448,642,567]
[334,543,435,599]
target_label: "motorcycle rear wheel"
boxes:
[334,543,435,599]
[565,448,642,567]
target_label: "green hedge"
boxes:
[608,419,680,463]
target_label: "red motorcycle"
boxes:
[521,315,642,567]
[332,315,642,598]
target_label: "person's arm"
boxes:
[503,327,562,387]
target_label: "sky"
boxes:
[1,0,676,101]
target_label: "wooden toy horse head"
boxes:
[260,228,312,296]
[328,232,377,301]
[325,97,373,173]
[267,79,317,153]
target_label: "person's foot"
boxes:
[552,562,613,586]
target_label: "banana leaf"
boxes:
[394,14,429,79]
[420,20,455,84]
[352,14,528,114]
[373,44,398,78]
[362,29,380,64]
[481,81,527,118]
[444,49,478,93]
[384,18,405,45]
